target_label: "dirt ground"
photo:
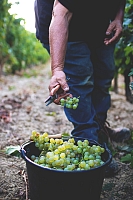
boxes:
[0,60,133,200]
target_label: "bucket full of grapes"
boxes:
[20,131,112,200]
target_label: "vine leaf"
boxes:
[5,145,21,157]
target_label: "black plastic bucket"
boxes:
[21,138,112,200]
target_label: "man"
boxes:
[34,0,130,176]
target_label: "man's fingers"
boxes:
[50,84,60,95]
[54,93,72,104]
[61,82,69,92]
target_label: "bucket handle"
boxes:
[20,140,31,160]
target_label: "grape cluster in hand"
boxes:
[60,96,80,109]
[30,130,105,171]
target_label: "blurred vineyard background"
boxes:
[0,0,133,99]
[0,0,50,76]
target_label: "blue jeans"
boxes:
[43,42,115,141]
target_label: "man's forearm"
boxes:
[49,0,72,75]
[114,0,126,23]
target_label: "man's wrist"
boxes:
[52,68,64,75]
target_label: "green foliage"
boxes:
[118,130,133,168]
[128,68,133,77]
[0,0,11,73]
[114,0,133,73]
[129,82,133,90]
[0,0,49,75]
[5,145,21,157]
[128,68,133,90]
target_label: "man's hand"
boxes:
[49,71,72,104]
[104,19,123,45]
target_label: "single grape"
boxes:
[31,155,36,161]
[50,138,55,144]
[60,153,66,159]
[60,98,65,103]
[73,104,78,109]
[35,142,39,148]
[39,156,46,164]
[79,161,86,168]
[84,155,89,161]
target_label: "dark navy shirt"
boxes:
[34,0,121,47]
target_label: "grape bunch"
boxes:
[60,96,80,109]
[30,130,105,171]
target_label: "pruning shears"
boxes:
[45,78,70,106]
[45,94,58,106]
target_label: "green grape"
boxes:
[88,155,95,160]
[68,138,75,143]
[94,146,101,153]
[39,135,44,143]
[34,158,39,164]
[88,160,94,167]
[38,156,46,164]
[48,157,55,164]
[70,152,75,158]
[84,151,89,156]
[84,163,90,170]
[77,140,83,147]
[72,97,77,102]
[54,149,60,154]
[44,137,49,142]
[50,138,55,144]
[60,153,66,159]
[72,145,78,151]
[65,103,69,108]
[84,155,89,161]
[44,142,50,149]
[76,168,81,171]
[73,159,79,165]
[61,102,65,106]
[83,148,87,153]
[35,142,39,148]
[55,138,60,144]
[60,98,65,103]
[68,100,73,104]
[66,158,71,165]
[64,168,69,171]
[83,142,88,148]
[84,139,89,145]
[77,147,82,153]
[39,143,44,150]
[73,104,78,109]
[79,161,86,168]
[75,98,79,103]
[31,155,36,161]
[46,152,54,158]
[94,159,101,166]
[96,155,101,159]
[43,132,48,137]
[54,154,59,161]
[59,139,63,145]
[100,147,105,153]
[67,104,73,109]
[100,161,105,165]
[66,164,73,171]
[30,135,34,141]
[66,96,70,101]
[48,143,55,151]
